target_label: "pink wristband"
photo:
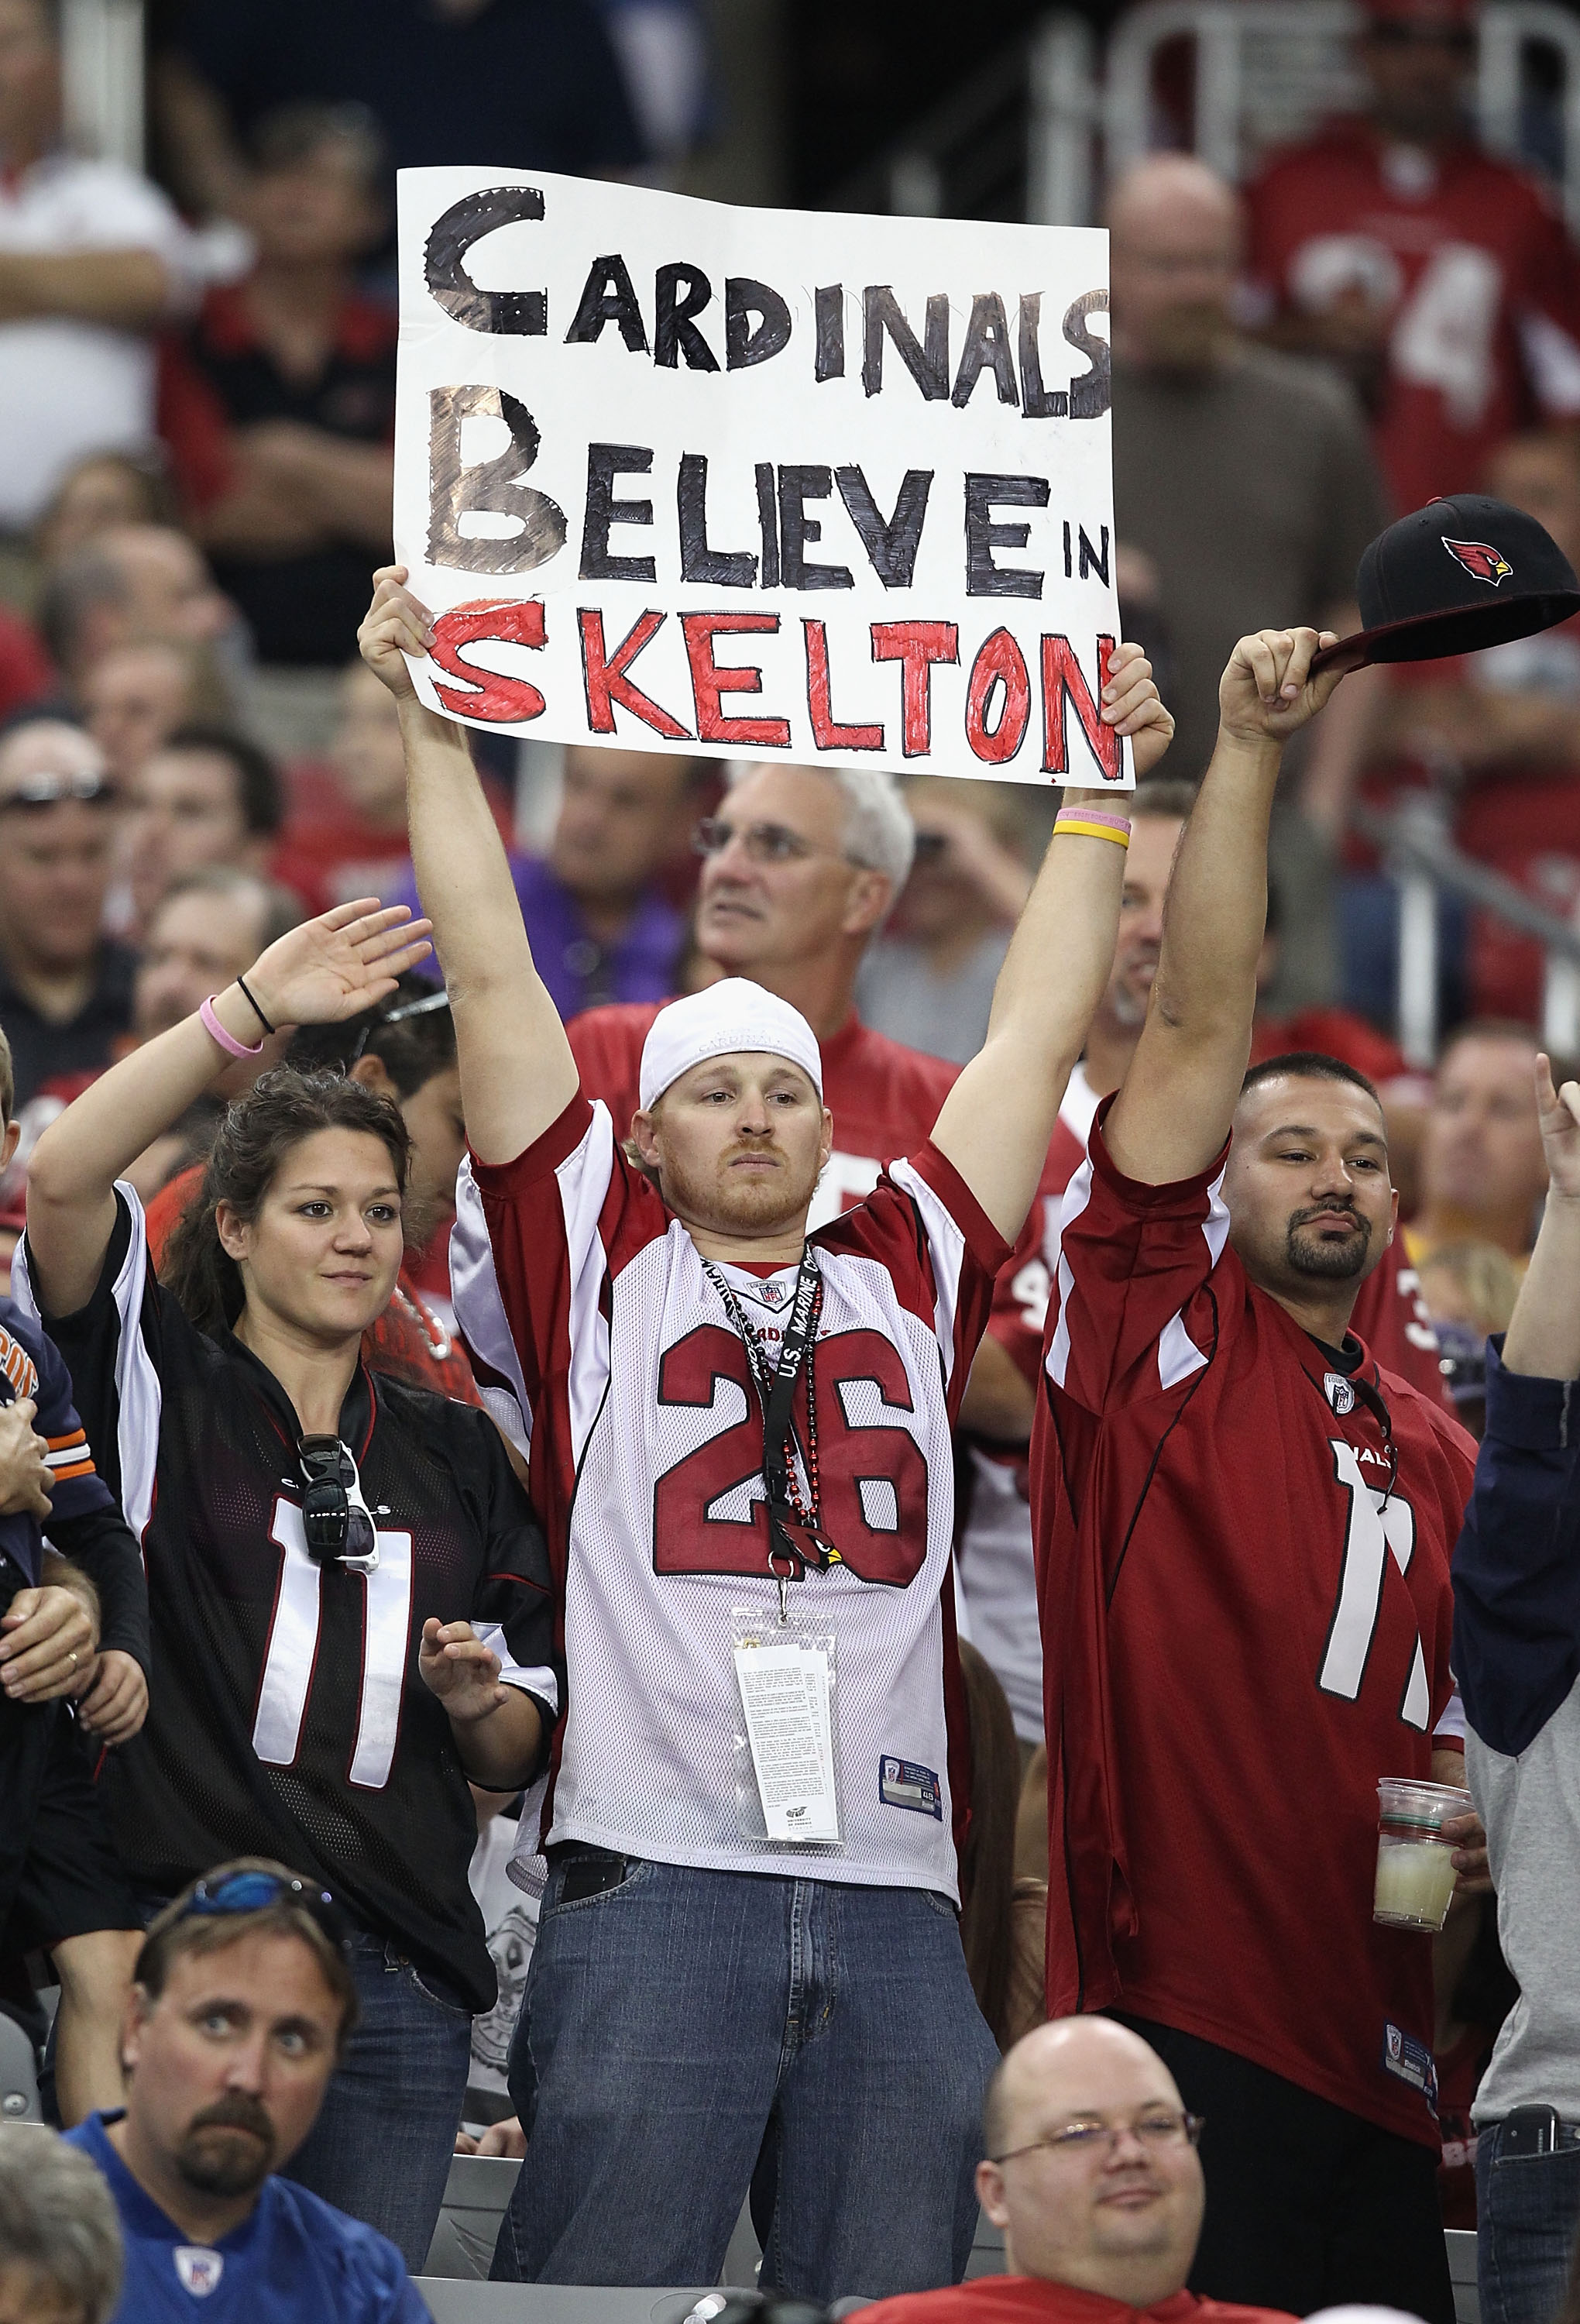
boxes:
[1055,806,1132,837]
[200,995,263,1060]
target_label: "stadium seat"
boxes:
[0,2009,41,2125]
[1447,2227,1479,2324]
[423,2154,523,2278]
[413,2286,736,2322]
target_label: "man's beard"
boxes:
[175,2095,276,2198]
[661,1141,818,1236]
[1285,1204,1374,1281]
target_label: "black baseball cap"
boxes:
[1310,493,1580,677]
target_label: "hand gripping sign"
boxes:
[394,168,1132,788]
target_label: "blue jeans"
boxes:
[1477,2117,1580,2324]
[492,1855,998,2302]
[282,1931,473,2274]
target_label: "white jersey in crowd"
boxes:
[955,1061,1099,1741]
[0,152,198,525]
[451,1092,1007,1899]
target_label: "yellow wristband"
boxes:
[1053,816,1131,848]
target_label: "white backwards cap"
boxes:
[637,978,824,1112]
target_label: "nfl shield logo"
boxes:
[757,1279,787,1308]
[174,2247,225,2296]
[1324,1372,1355,1415]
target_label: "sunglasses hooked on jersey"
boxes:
[184,1868,352,1953]
[297,1438,379,1571]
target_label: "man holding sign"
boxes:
[358,563,1170,2298]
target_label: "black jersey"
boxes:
[17,1193,559,2009]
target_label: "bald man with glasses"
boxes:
[857,2018,1296,2324]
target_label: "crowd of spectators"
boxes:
[4,0,1580,2319]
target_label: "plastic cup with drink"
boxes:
[1373,1776,1474,1932]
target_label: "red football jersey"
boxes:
[990,1072,1445,1407]
[451,1092,1006,1890]
[857,2281,1294,2324]
[1032,1106,1475,2144]
[1246,124,1580,514]
[567,1002,960,1225]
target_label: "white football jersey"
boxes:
[452,1094,1007,1897]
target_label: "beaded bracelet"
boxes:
[199,995,264,1060]
[1054,806,1132,848]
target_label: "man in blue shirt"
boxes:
[1452,1052,1580,2324]
[67,1863,429,2322]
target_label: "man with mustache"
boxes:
[65,1859,428,2320]
[1032,627,1486,2324]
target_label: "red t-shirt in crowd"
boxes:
[144,1162,479,1407]
[268,816,415,919]
[566,1001,960,1226]
[1246,122,1580,514]
[0,602,53,720]
[1032,1104,1475,2146]
[857,2276,1295,2324]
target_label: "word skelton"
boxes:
[394,167,1129,784]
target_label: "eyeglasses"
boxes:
[692,816,842,867]
[0,770,116,811]
[184,1868,352,1951]
[348,985,451,1066]
[991,2111,1205,2165]
[298,1437,379,1571]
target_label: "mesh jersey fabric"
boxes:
[14,1191,558,2011]
[1246,122,1580,516]
[454,1092,1007,1896]
[1031,1103,1477,2147]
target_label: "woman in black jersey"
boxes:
[20,899,560,2269]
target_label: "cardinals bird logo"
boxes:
[1443,536,1514,586]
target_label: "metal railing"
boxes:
[839,1,1580,229]
[61,0,144,170]
[1354,795,1580,1065]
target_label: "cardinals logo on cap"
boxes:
[1443,537,1514,587]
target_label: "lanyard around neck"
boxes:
[699,1246,837,1581]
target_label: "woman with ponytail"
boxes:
[17,902,560,2270]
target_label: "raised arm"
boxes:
[1500,1057,1580,1380]
[1104,627,1345,1187]
[358,569,579,1167]
[26,901,431,1318]
[930,645,1173,1242]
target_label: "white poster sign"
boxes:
[394,167,1128,788]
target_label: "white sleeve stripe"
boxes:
[479,1621,560,1718]
[887,1159,969,1387]
[1434,1684,1467,1745]
[559,1102,617,1467]
[1519,308,1580,413]
[1045,1157,1094,1391]
[450,1160,532,1456]
[15,1185,162,1542]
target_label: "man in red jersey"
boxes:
[855,2016,1295,2324]
[1032,626,1487,2323]
[960,786,1442,1762]
[1246,0,1580,516]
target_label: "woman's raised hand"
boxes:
[241,899,434,1032]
